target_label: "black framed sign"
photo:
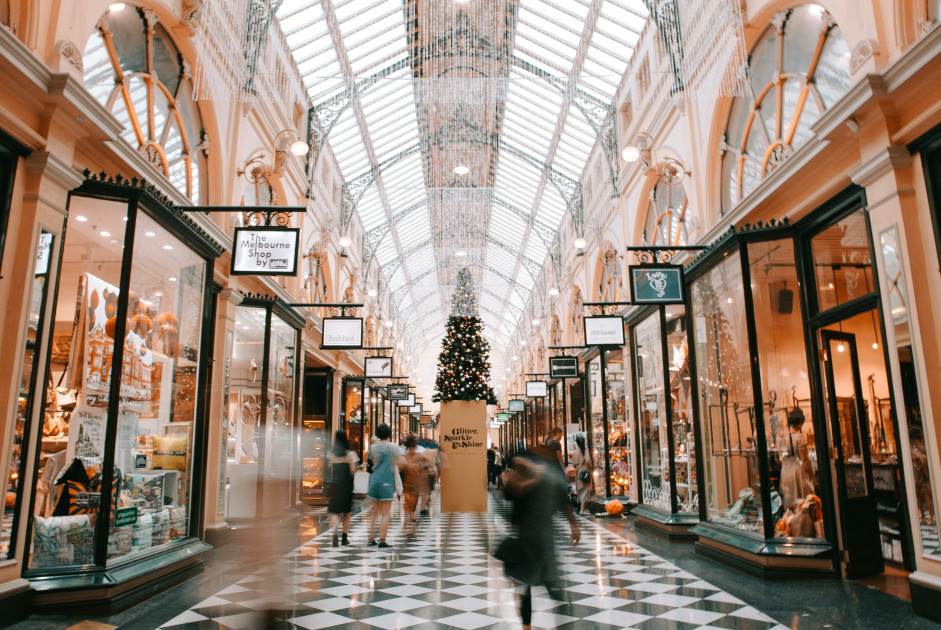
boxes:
[397,393,416,407]
[584,315,626,346]
[526,380,548,398]
[387,383,408,400]
[549,356,578,378]
[365,356,393,378]
[408,403,423,415]
[496,412,510,422]
[230,226,300,275]
[321,317,363,349]
[508,399,525,412]
[35,231,53,276]
[630,264,685,304]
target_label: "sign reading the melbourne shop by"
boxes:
[584,315,625,346]
[630,265,685,304]
[231,226,300,276]
[549,356,578,378]
[321,317,363,349]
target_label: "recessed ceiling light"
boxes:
[145,231,156,237]
[75,215,87,222]
[169,277,177,282]
[573,237,587,249]
[163,245,173,250]
[100,231,111,237]
[123,217,128,221]
[110,239,119,243]
[453,164,470,175]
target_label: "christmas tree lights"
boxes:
[433,268,497,404]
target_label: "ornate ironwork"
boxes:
[548,345,586,357]
[242,209,293,227]
[243,0,281,96]
[289,302,362,318]
[583,301,632,316]
[627,244,706,265]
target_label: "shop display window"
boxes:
[105,212,206,564]
[666,307,696,513]
[226,302,300,521]
[343,380,364,459]
[691,251,762,535]
[880,227,941,559]
[636,312,668,510]
[604,349,631,500]
[3,231,54,559]
[301,370,330,501]
[748,239,822,539]
[587,357,605,495]
[23,180,220,573]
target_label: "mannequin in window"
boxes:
[780,407,817,509]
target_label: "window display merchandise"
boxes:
[586,348,635,504]
[23,179,220,579]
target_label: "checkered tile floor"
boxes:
[157,495,787,630]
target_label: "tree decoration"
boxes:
[433,268,497,405]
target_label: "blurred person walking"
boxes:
[399,434,436,537]
[572,434,592,515]
[498,445,580,630]
[326,430,358,546]
[366,424,400,548]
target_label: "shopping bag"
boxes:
[353,469,369,495]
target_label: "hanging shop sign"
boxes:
[584,315,626,346]
[496,412,510,423]
[230,226,300,276]
[508,399,525,412]
[549,356,579,378]
[526,380,548,398]
[321,317,363,349]
[35,231,53,276]
[364,356,393,378]
[408,403,423,415]
[420,415,434,425]
[397,393,416,407]
[630,264,685,304]
[387,383,408,400]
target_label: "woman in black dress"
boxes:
[327,430,358,546]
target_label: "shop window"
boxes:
[0,133,25,275]
[691,251,761,533]
[587,357,605,495]
[636,313,669,511]
[748,238,823,539]
[720,5,850,213]
[343,380,364,459]
[3,231,54,560]
[82,9,207,202]
[644,180,688,247]
[810,209,875,312]
[879,227,940,560]
[597,248,622,301]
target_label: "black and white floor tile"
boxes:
[157,496,787,630]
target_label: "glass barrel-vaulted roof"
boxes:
[276,0,647,369]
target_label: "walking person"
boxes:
[366,424,400,548]
[399,434,436,538]
[487,444,497,485]
[571,434,592,515]
[499,445,580,630]
[545,427,565,466]
[326,430,358,546]
[493,444,504,489]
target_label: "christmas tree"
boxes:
[433,268,498,404]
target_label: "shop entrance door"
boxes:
[820,329,883,577]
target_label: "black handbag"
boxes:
[578,470,590,483]
[495,536,536,583]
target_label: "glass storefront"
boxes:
[585,348,634,504]
[300,368,331,503]
[587,356,605,498]
[342,379,365,460]
[225,298,302,521]
[22,179,220,576]
[631,304,697,529]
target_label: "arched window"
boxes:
[83,8,208,202]
[644,180,688,247]
[305,252,329,303]
[720,5,850,213]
